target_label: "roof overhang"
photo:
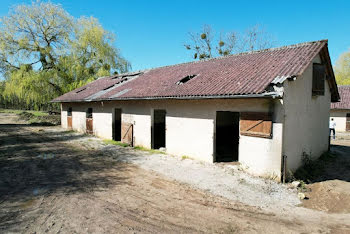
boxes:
[51,91,282,103]
[319,44,340,102]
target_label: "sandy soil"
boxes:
[1,113,350,233]
[301,136,350,214]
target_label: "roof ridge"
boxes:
[127,39,328,75]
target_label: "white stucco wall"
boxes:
[61,104,67,129]
[61,98,283,178]
[283,55,332,171]
[330,110,349,132]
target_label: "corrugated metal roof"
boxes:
[331,85,350,110]
[52,40,337,103]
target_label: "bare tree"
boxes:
[185,24,275,60]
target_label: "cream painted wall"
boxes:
[61,98,283,178]
[330,110,349,132]
[283,55,331,171]
[61,104,67,129]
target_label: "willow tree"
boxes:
[334,50,350,85]
[0,1,130,110]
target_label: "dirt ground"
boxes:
[1,113,350,233]
[302,136,350,214]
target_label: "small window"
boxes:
[312,63,325,96]
[86,108,93,118]
[176,75,197,85]
[67,107,72,116]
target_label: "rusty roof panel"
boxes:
[53,40,329,102]
[331,86,350,110]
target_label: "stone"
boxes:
[298,192,306,200]
[291,181,301,188]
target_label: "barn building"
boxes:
[53,40,340,180]
[330,85,350,131]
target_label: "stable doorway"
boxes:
[67,107,72,129]
[215,111,239,162]
[113,108,122,141]
[152,109,166,149]
[86,108,93,134]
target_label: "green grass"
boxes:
[181,155,193,160]
[134,146,166,154]
[0,108,49,116]
[103,139,129,147]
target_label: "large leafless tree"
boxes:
[184,24,275,60]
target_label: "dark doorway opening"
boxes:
[215,111,239,162]
[347,113,350,132]
[113,108,122,141]
[152,109,166,149]
[86,108,93,134]
[67,107,72,129]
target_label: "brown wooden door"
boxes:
[67,116,72,129]
[121,122,133,146]
[86,118,93,134]
[346,114,350,132]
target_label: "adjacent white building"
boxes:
[330,85,350,132]
[53,40,340,181]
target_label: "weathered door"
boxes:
[86,118,93,134]
[240,112,272,138]
[346,114,350,132]
[67,116,72,129]
[121,122,133,146]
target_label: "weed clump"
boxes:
[293,151,337,183]
[103,139,129,147]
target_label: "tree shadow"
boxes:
[294,144,350,183]
[0,124,134,232]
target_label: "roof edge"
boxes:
[51,92,281,103]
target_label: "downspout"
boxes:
[280,80,291,183]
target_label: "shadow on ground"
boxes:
[0,123,134,231]
[293,144,350,184]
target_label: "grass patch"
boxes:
[292,151,337,183]
[181,155,193,160]
[103,139,129,147]
[0,108,48,116]
[134,146,166,154]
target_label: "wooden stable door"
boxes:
[347,113,350,132]
[86,118,93,134]
[67,116,72,129]
[121,122,133,146]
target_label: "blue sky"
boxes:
[1,0,350,71]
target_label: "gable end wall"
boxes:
[283,54,331,171]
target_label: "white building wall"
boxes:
[61,98,283,178]
[330,110,349,132]
[283,54,332,171]
[61,104,68,129]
